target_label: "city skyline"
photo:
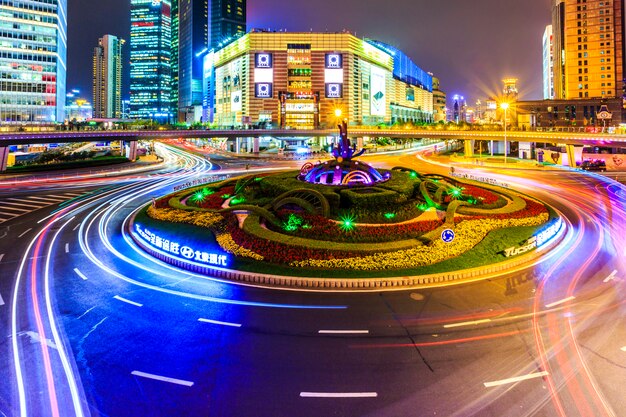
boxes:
[67,0,552,103]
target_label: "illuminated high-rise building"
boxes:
[551,0,625,99]
[543,25,555,99]
[130,0,173,121]
[0,0,67,123]
[173,0,209,121]
[93,35,125,119]
[210,0,246,49]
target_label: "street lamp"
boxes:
[501,102,510,164]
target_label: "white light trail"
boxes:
[484,371,549,388]
[300,392,378,398]
[545,296,576,309]
[198,318,242,328]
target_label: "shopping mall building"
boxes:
[203,30,434,130]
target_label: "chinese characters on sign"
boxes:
[135,224,228,267]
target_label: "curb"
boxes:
[127,209,567,292]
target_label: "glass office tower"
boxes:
[210,0,246,48]
[130,0,173,121]
[177,0,209,114]
[0,0,67,123]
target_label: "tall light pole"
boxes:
[501,102,510,164]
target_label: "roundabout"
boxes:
[129,125,565,289]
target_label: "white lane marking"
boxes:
[300,392,378,398]
[0,291,4,306]
[443,319,492,329]
[621,346,626,352]
[23,196,65,203]
[46,195,74,199]
[0,211,17,217]
[318,330,370,334]
[18,331,58,350]
[198,318,242,328]
[73,268,88,281]
[0,206,30,212]
[5,199,46,208]
[73,223,80,231]
[0,254,4,263]
[484,371,549,388]
[17,228,32,238]
[114,295,143,307]
[131,371,194,387]
[65,243,69,253]
[603,270,618,283]
[545,296,576,309]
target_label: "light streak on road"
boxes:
[483,371,549,388]
[300,392,378,398]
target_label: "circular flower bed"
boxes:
[140,168,559,276]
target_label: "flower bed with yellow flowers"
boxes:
[143,171,559,273]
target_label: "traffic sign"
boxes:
[441,229,455,243]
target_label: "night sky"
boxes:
[67,0,552,103]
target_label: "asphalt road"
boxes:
[0,145,624,417]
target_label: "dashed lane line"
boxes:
[113,295,143,307]
[443,319,492,329]
[198,318,242,328]
[300,392,378,398]
[0,291,4,306]
[318,330,370,335]
[484,371,549,388]
[621,346,626,352]
[65,243,69,253]
[131,371,194,387]
[73,268,87,281]
[17,228,32,238]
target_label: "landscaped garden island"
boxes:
[130,124,564,285]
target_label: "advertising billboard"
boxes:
[255,83,273,98]
[325,83,343,98]
[370,66,386,116]
[255,53,273,68]
[231,90,242,112]
[325,53,343,69]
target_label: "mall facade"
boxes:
[203,31,434,129]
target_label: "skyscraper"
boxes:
[130,0,173,121]
[551,0,625,100]
[93,35,125,119]
[543,25,555,99]
[0,0,67,123]
[210,0,246,49]
[175,0,209,120]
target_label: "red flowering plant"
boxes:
[267,210,443,243]
[186,186,236,210]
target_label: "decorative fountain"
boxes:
[298,121,390,186]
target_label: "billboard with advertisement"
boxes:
[255,83,273,98]
[325,83,343,98]
[325,53,343,69]
[370,66,387,116]
[255,53,273,68]
[231,91,242,112]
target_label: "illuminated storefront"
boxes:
[204,31,434,129]
[0,0,67,124]
[130,0,174,121]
